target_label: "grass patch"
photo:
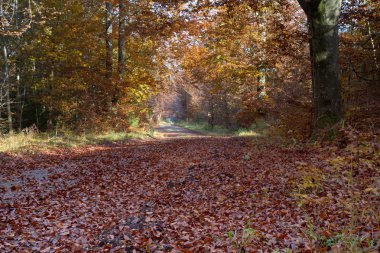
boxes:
[0,129,155,153]
[235,128,261,137]
[176,121,232,136]
[176,121,261,137]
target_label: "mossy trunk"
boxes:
[298,0,343,129]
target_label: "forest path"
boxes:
[0,136,375,252]
[154,124,204,138]
[0,125,203,199]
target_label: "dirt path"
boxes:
[154,124,204,138]
[0,136,377,252]
[0,125,200,199]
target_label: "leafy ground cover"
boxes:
[0,127,379,252]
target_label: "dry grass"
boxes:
[0,129,155,153]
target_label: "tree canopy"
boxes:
[0,0,379,136]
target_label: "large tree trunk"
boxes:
[118,0,127,79]
[105,2,113,80]
[298,0,343,129]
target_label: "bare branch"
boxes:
[0,0,33,36]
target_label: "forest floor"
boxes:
[0,126,379,252]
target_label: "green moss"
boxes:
[316,111,340,129]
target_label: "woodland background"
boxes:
[0,0,379,137]
[1,1,380,252]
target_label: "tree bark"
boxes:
[297,0,343,129]
[105,2,113,80]
[367,21,379,84]
[3,44,13,132]
[208,95,215,129]
[222,90,230,129]
[17,73,25,131]
[118,0,127,79]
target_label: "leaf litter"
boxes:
[0,136,379,252]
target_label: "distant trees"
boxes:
[0,0,378,135]
[159,0,378,136]
[1,0,34,132]
[0,0,168,133]
[176,1,311,134]
[338,0,380,127]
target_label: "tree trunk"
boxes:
[208,95,215,129]
[17,73,26,131]
[222,90,230,129]
[367,21,379,85]
[297,0,343,129]
[0,85,3,119]
[105,2,113,80]
[3,44,13,133]
[118,0,127,79]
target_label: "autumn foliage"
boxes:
[0,0,379,252]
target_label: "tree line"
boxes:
[1,0,379,136]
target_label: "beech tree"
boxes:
[118,0,127,79]
[105,1,113,80]
[297,0,343,129]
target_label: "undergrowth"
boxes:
[290,126,379,252]
[0,129,155,153]
[176,120,262,137]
